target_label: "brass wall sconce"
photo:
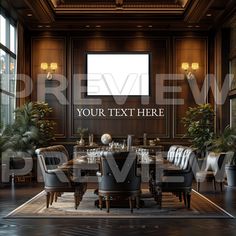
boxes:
[181,62,199,80]
[10,62,15,72]
[40,62,58,80]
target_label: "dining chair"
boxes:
[196,152,233,192]
[97,151,141,213]
[36,145,87,209]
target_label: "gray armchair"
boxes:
[97,151,141,213]
[196,152,232,192]
[36,145,87,209]
[150,146,196,208]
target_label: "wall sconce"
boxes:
[181,62,199,80]
[10,62,15,72]
[0,57,5,74]
[40,62,58,80]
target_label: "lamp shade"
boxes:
[191,63,199,70]
[181,62,189,70]
[40,62,48,70]
[50,62,58,71]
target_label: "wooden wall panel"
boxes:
[31,37,67,138]
[30,33,209,144]
[71,36,170,140]
[173,37,208,138]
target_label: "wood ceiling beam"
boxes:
[50,0,65,7]
[24,0,55,23]
[177,0,189,8]
[184,0,215,23]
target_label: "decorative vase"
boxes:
[78,136,85,146]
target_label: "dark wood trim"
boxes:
[229,89,236,98]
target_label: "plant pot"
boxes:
[225,164,236,187]
[0,164,8,183]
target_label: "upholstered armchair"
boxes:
[150,146,196,209]
[36,145,87,209]
[97,151,141,213]
[196,152,233,192]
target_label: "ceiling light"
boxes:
[95,25,101,28]
[27,13,33,17]
[195,25,200,28]
[206,13,212,17]
[137,25,143,28]
[148,25,153,28]
[45,25,51,28]
[38,25,43,28]
[85,25,90,28]
[188,25,193,28]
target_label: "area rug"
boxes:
[5,189,234,219]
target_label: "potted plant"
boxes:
[1,102,56,180]
[226,155,236,187]
[182,103,215,158]
[3,102,56,153]
[0,124,9,183]
[208,125,236,187]
[76,127,88,146]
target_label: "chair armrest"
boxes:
[163,169,191,175]
[47,169,65,174]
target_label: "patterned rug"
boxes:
[5,189,234,219]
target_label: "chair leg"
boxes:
[179,192,182,202]
[220,182,223,192]
[158,193,162,209]
[74,189,80,209]
[129,197,133,213]
[187,192,191,209]
[74,193,78,209]
[99,195,103,210]
[136,196,140,209]
[183,192,187,206]
[55,192,59,202]
[213,178,216,192]
[197,181,200,192]
[106,195,110,213]
[46,192,50,208]
[50,192,55,205]
[155,186,162,209]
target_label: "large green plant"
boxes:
[2,102,55,155]
[33,102,56,147]
[207,125,236,164]
[182,103,215,157]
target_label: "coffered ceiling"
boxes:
[49,0,189,10]
[1,0,236,30]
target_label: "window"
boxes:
[230,59,236,90]
[0,10,17,126]
[230,98,236,128]
[229,58,236,127]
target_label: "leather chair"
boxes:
[97,151,141,213]
[150,146,196,208]
[36,145,87,209]
[196,152,232,192]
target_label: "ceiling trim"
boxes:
[184,0,215,23]
[24,0,55,23]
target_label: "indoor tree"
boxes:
[182,103,215,157]
[2,102,56,155]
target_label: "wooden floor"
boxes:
[0,182,236,236]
